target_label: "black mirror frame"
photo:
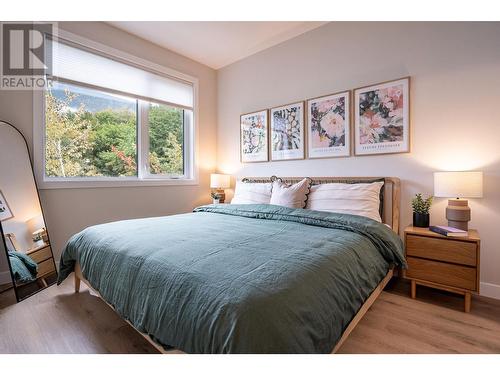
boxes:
[0,120,58,302]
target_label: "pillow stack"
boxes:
[231,181,273,204]
[269,178,310,209]
[231,178,310,208]
[230,178,384,222]
[306,181,383,222]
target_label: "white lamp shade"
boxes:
[210,174,231,189]
[26,214,45,234]
[434,171,483,198]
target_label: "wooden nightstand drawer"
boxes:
[28,246,52,264]
[406,234,477,266]
[38,258,56,278]
[407,256,477,291]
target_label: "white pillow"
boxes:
[270,178,310,209]
[306,181,384,222]
[231,181,272,204]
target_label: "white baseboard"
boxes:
[0,270,12,285]
[480,282,500,300]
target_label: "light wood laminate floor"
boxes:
[1,275,499,354]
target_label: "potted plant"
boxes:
[411,193,433,228]
[211,191,221,204]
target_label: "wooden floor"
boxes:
[1,275,499,354]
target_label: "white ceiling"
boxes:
[108,22,327,69]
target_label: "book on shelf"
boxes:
[429,225,468,237]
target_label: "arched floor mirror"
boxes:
[0,121,57,302]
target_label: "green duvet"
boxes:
[58,204,405,353]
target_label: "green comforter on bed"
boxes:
[58,204,405,353]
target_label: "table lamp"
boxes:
[27,214,46,247]
[433,171,483,231]
[210,174,231,203]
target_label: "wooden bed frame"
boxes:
[73,176,401,354]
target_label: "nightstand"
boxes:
[404,226,480,312]
[26,243,57,287]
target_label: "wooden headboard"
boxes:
[241,176,401,235]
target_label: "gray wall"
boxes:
[0,22,218,265]
[217,22,500,298]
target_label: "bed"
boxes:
[58,176,405,354]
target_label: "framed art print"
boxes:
[354,77,410,155]
[270,101,305,161]
[0,190,14,221]
[240,110,269,163]
[307,91,350,158]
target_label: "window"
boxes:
[35,35,197,188]
[45,81,138,178]
[148,102,184,176]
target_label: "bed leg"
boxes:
[74,273,81,293]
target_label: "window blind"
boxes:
[48,39,194,109]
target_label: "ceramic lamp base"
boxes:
[446,199,470,231]
[214,189,225,203]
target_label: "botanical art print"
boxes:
[307,91,350,158]
[354,77,410,155]
[270,102,305,161]
[0,190,14,221]
[240,110,268,162]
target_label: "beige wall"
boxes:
[0,22,217,264]
[217,22,500,298]
[1,21,499,299]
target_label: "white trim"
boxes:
[138,100,148,180]
[33,30,199,189]
[33,87,44,185]
[480,282,500,300]
[32,178,199,190]
[53,257,60,272]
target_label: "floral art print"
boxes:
[307,91,350,158]
[240,110,268,162]
[270,102,304,161]
[354,77,410,155]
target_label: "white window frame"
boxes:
[33,30,199,189]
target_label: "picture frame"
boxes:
[240,109,269,163]
[0,190,14,221]
[270,101,305,161]
[353,77,410,156]
[307,91,350,159]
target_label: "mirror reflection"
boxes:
[0,121,57,302]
